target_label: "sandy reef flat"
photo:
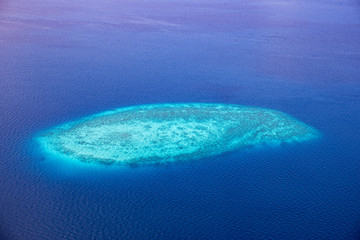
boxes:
[36,103,320,165]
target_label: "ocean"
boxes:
[1,0,360,239]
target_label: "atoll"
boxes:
[35,103,320,165]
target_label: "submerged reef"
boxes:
[36,103,320,165]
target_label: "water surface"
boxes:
[0,0,360,239]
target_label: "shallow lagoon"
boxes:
[1,0,360,239]
[37,103,319,165]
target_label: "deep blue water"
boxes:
[1,0,360,239]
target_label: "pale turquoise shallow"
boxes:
[35,103,320,165]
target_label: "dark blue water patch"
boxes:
[1,0,360,239]
[21,135,360,239]
[3,98,360,240]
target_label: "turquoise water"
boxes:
[36,103,320,165]
[0,0,360,239]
